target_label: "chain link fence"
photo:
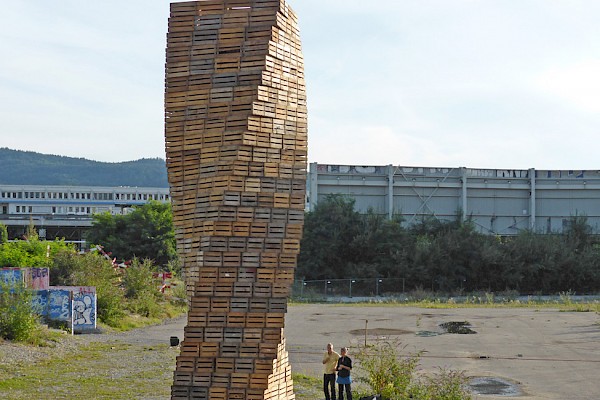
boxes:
[292,278,409,300]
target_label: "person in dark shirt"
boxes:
[336,347,353,400]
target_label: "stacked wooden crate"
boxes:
[165,1,306,399]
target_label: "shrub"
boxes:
[420,368,470,400]
[122,258,160,298]
[0,282,40,342]
[52,250,125,325]
[126,290,162,318]
[168,279,188,307]
[122,259,163,318]
[354,340,420,399]
[354,339,472,400]
[0,222,7,244]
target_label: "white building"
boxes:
[0,185,170,241]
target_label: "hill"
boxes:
[0,148,168,187]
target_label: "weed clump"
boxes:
[354,339,472,399]
[0,282,40,343]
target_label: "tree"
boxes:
[0,222,7,244]
[297,195,362,279]
[296,195,600,294]
[85,201,177,267]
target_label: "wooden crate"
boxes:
[167,1,304,398]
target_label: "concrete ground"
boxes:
[285,305,600,400]
[161,304,600,399]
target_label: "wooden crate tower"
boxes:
[165,1,307,399]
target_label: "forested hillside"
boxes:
[0,148,168,187]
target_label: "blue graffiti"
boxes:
[72,293,95,326]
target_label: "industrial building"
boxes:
[307,163,600,235]
[0,185,169,241]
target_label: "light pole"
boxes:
[349,279,356,298]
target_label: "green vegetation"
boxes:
[0,223,8,244]
[0,341,177,399]
[0,222,186,341]
[353,340,471,400]
[85,201,178,268]
[0,229,73,269]
[0,282,39,343]
[293,373,323,399]
[50,249,185,330]
[298,194,600,294]
[0,147,168,187]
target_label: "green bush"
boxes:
[420,368,470,400]
[122,258,160,298]
[0,282,40,342]
[126,289,162,318]
[0,236,74,269]
[354,340,472,400]
[52,250,125,325]
[168,279,188,307]
[122,258,165,318]
[0,222,8,244]
[354,340,420,399]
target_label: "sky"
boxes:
[1,1,599,170]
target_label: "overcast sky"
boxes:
[1,1,599,169]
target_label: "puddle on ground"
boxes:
[415,330,441,337]
[348,328,411,336]
[468,377,522,396]
[440,321,476,334]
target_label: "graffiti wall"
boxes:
[48,289,73,322]
[0,268,24,288]
[0,267,96,333]
[31,289,49,316]
[53,286,97,332]
[27,268,50,289]
[0,267,50,290]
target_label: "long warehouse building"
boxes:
[0,185,170,241]
[307,163,600,235]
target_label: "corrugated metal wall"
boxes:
[308,163,600,235]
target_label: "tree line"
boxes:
[297,195,600,294]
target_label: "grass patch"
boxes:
[102,303,187,332]
[292,373,322,399]
[0,340,178,399]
